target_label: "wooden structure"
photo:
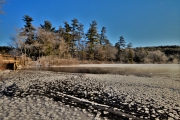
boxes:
[0,54,21,70]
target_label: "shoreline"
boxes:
[22,64,179,78]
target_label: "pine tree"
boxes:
[86,20,99,60]
[96,27,112,61]
[127,42,132,49]
[119,36,126,48]
[21,15,36,45]
[77,23,86,60]
[40,21,55,32]
[63,21,72,57]
[115,36,126,62]
[99,27,107,45]
[20,15,36,63]
[22,15,35,33]
[127,43,134,63]
[71,18,79,57]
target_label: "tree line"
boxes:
[3,15,180,64]
[10,15,122,61]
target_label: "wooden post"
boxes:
[13,62,15,70]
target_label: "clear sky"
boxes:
[0,0,179,47]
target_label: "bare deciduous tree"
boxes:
[9,29,28,65]
[0,0,5,14]
[104,45,117,61]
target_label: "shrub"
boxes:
[119,49,135,63]
[145,50,168,63]
[37,56,79,66]
[134,48,148,63]
[127,49,134,64]
[167,55,179,64]
[52,58,79,66]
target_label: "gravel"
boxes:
[0,69,180,120]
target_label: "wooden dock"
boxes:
[0,54,21,70]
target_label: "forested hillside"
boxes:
[1,15,180,65]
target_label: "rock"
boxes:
[103,117,108,120]
[103,111,109,115]
[168,117,174,120]
[157,110,164,114]
[174,115,180,120]
[144,107,149,111]
[113,107,118,111]
[87,113,93,117]
[137,107,141,111]
[145,110,149,114]
[168,113,174,118]
[82,109,87,113]
[74,108,77,111]
[151,114,156,118]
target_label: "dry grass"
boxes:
[78,60,115,64]
[37,57,116,66]
[53,58,79,65]
[0,55,5,70]
[37,56,79,66]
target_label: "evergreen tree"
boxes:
[119,36,126,48]
[71,18,79,34]
[115,36,126,62]
[127,42,134,63]
[71,18,79,57]
[127,42,132,48]
[40,21,55,32]
[86,20,99,60]
[56,26,65,39]
[21,15,36,45]
[96,27,112,61]
[99,27,107,45]
[20,15,36,60]
[63,21,72,57]
[77,23,86,60]
[22,15,36,33]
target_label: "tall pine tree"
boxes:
[40,21,55,32]
[86,20,99,60]
[71,18,79,57]
[115,36,126,62]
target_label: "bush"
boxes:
[127,49,134,63]
[118,49,135,63]
[134,48,148,63]
[52,58,79,66]
[144,50,168,63]
[167,55,179,64]
[37,56,79,66]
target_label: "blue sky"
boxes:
[0,0,179,47]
